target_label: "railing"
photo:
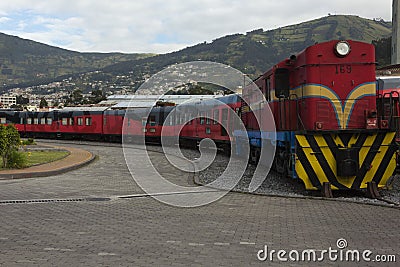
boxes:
[380,91,400,131]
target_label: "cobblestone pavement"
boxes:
[0,142,399,266]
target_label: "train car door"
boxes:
[53,110,60,137]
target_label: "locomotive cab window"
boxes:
[0,117,6,124]
[274,68,290,98]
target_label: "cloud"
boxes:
[0,17,11,23]
[0,0,393,53]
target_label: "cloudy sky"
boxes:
[0,0,393,54]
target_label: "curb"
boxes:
[0,146,96,180]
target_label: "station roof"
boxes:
[105,94,224,109]
[62,106,110,112]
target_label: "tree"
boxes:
[167,83,215,95]
[53,100,60,108]
[65,89,84,106]
[89,89,106,104]
[16,95,29,105]
[0,125,22,168]
[39,97,48,108]
[373,37,391,67]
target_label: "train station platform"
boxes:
[0,143,95,179]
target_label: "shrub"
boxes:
[22,138,36,145]
[0,125,22,168]
[8,150,27,169]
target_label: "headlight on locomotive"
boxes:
[335,41,351,57]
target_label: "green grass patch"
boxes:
[0,150,70,170]
[24,150,70,167]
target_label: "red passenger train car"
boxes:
[177,94,241,148]
[0,95,241,148]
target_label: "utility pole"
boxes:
[392,0,400,64]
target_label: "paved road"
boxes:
[0,142,399,266]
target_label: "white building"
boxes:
[0,95,17,108]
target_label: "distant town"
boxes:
[0,63,238,111]
[0,70,141,110]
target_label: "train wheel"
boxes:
[250,147,260,164]
[275,149,288,176]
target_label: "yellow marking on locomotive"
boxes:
[358,134,376,165]
[360,132,396,188]
[295,159,317,190]
[295,132,396,191]
[347,133,360,148]
[314,135,335,171]
[331,134,345,148]
[292,83,376,129]
[343,83,376,126]
[381,152,397,188]
[295,135,332,188]
[314,135,356,188]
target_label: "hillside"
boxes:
[0,15,393,92]
[0,33,154,87]
[103,15,392,84]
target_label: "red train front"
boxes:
[239,40,398,196]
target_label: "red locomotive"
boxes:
[238,40,397,197]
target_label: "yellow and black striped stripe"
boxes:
[295,132,397,190]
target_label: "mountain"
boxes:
[0,33,154,88]
[0,15,392,92]
[103,15,391,79]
